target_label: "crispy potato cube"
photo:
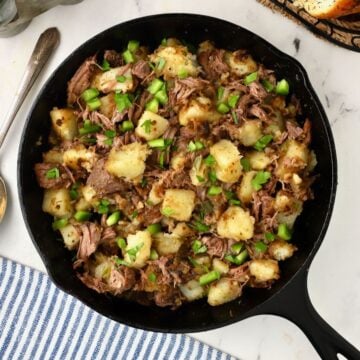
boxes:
[63,144,98,172]
[135,110,169,140]
[171,152,187,170]
[162,189,196,221]
[153,232,183,255]
[105,142,149,181]
[247,151,271,170]
[179,97,220,126]
[124,231,152,268]
[225,50,258,77]
[249,259,280,282]
[148,181,164,205]
[208,278,241,306]
[91,67,134,93]
[171,222,194,238]
[189,156,208,186]
[276,140,309,179]
[274,192,292,212]
[237,171,257,204]
[276,200,303,229]
[81,185,98,205]
[210,140,242,183]
[212,258,229,274]
[149,44,199,79]
[59,224,80,250]
[94,260,112,280]
[42,188,73,218]
[217,206,255,241]
[237,120,263,146]
[179,280,205,302]
[50,108,78,141]
[43,149,64,164]
[99,93,116,118]
[75,197,92,212]
[268,240,296,261]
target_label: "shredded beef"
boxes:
[103,50,124,67]
[67,56,98,105]
[77,223,102,260]
[86,158,130,196]
[202,236,228,258]
[132,60,151,79]
[198,49,229,80]
[34,163,71,189]
[107,267,136,295]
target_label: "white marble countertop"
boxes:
[0,0,359,359]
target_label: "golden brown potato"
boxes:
[237,120,263,146]
[42,188,73,218]
[50,108,78,141]
[208,278,241,306]
[105,142,150,181]
[91,67,134,93]
[217,206,255,241]
[124,231,152,268]
[237,171,257,204]
[135,111,169,140]
[153,232,183,255]
[161,189,196,221]
[210,140,242,183]
[179,97,220,126]
[99,93,116,118]
[249,259,280,282]
[225,50,258,77]
[43,149,64,164]
[247,151,271,170]
[63,144,98,172]
[268,240,296,261]
[59,224,80,250]
[179,280,205,301]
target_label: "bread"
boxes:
[295,0,360,19]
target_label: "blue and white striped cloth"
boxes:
[0,257,236,360]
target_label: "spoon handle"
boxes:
[0,27,60,149]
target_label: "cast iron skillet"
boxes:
[18,14,359,359]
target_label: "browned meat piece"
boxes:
[132,90,153,123]
[249,104,271,123]
[103,50,124,67]
[67,55,98,105]
[107,267,136,295]
[132,60,151,80]
[248,81,268,101]
[90,111,114,130]
[138,205,162,227]
[228,263,250,283]
[86,158,130,196]
[169,77,211,107]
[154,285,182,308]
[286,121,304,140]
[77,273,110,293]
[77,223,102,260]
[202,236,228,258]
[198,48,229,80]
[34,163,71,189]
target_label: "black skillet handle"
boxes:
[259,268,360,360]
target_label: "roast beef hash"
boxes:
[35,38,316,308]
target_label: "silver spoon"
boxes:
[0,27,60,223]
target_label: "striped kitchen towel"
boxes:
[0,257,236,360]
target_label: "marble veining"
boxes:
[0,0,359,359]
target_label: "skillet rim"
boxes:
[17,13,337,333]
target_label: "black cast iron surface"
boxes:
[18,13,359,360]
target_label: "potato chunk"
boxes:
[149,44,199,79]
[179,97,220,126]
[237,171,257,204]
[42,188,73,218]
[91,66,134,93]
[161,189,195,221]
[247,151,271,170]
[50,108,78,141]
[249,259,280,282]
[99,93,116,118]
[276,140,309,180]
[210,140,242,183]
[212,258,229,274]
[105,142,149,181]
[171,152,187,170]
[63,144,98,172]
[179,280,205,302]
[217,206,254,241]
[268,240,296,261]
[59,224,80,250]
[43,149,63,164]
[225,51,258,77]
[153,232,183,255]
[237,120,262,146]
[124,231,152,268]
[208,278,241,306]
[135,110,169,140]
